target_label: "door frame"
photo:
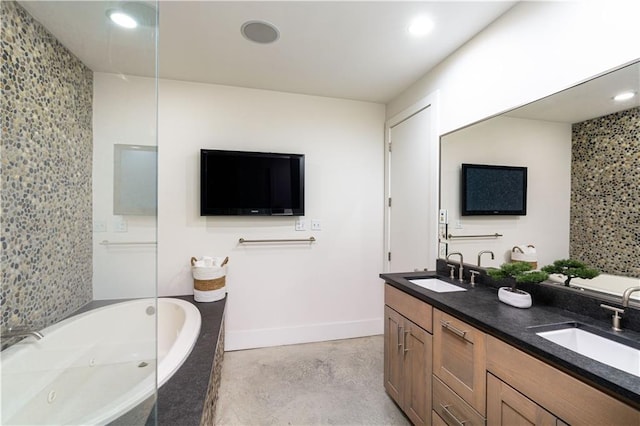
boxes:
[384,91,440,272]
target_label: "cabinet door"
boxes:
[487,373,558,426]
[433,309,486,415]
[384,306,405,405]
[487,335,640,425]
[403,320,432,426]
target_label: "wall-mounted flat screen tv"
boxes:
[461,163,527,216]
[200,149,305,216]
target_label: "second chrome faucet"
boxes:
[446,252,464,282]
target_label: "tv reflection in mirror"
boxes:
[461,163,527,216]
[113,144,157,216]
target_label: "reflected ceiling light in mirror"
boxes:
[106,2,157,29]
[613,91,636,102]
[408,16,434,37]
[107,11,138,29]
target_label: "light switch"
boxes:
[113,216,128,233]
[439,209,448,224]
[311,220,321,230]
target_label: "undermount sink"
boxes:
[408,278,467,293]
[531,322,640,377]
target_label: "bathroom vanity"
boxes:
[381,272,640,425]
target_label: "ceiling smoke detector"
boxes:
[241,20,280,44]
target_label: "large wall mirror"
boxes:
[439,60,639,302]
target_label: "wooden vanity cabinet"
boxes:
[384,284,639,426]
[433,309,486,416]
[486,335,639,425]
[487,373,561,426]
[384,285,433,425]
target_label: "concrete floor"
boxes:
[214,335,410,425]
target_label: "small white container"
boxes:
[498,287,532,309]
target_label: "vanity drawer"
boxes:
[433,375,485,426]
[384,284,432,333]
[433,309,486,415]
[487,335,639,425]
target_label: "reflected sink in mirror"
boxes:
[408,278,467,293]
[530,322,640,377]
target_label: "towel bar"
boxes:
[238,237,316,244]
[447,233,502,239]
[100,240,157,246]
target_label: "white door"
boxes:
[387,104,437,272]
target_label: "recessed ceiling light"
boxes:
[613,91,636,102]
[106,3,157,29]
[408,16,434,37]
[107,10,138,29]
[241,20,280,44]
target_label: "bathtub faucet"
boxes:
[1,326,44,340]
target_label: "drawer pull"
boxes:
[403,329,410,353]
[440,404,467,426]
[440,320,467,339]
[397,325,403,349]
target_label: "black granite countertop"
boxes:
[380,271,640,409]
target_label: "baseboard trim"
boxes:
[225,318,383,351]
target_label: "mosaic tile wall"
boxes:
[1,1,93,331]
[570,106,640,277]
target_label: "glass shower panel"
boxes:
[1,1,158,424]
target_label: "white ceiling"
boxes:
[505,61,640,124]
[19,1,517,103]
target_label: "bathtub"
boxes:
[571,274,640,301]
[0,297,201,425]
[550,273,640,301]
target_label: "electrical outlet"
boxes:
[439,242,448,257]
[295,219,306,231]
[439,223,447,239]
[113,216,128,233]
[311,220,321,230]
[93,220,107,233]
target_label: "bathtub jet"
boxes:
[0,298,201,425]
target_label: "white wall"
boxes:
[157,79,386,350]
[440,116,571,268]
[93,73,157,300]
[388,1,640,134]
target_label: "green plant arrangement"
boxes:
[486,262,549,292]
[487,262,549,309]
[541,259,599,287]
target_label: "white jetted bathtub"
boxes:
[0,298,201,425]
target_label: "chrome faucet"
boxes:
[622,286,640,308]
[446,252,464,282]
[1,326,44,341]
[477,250,495,267]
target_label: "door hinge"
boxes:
[388,252,392,261]
[388,142,392,152]
[388,197,392,207]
